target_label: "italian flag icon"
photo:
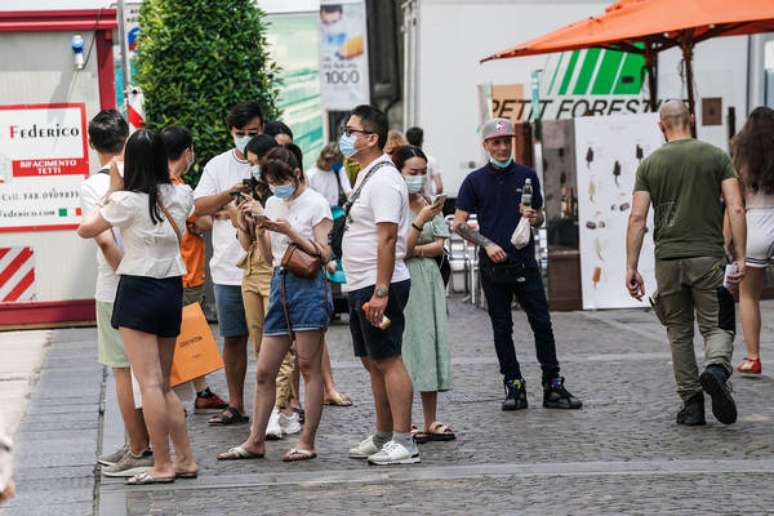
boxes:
[58,207,82,217]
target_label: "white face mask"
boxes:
[404,175,427,193]
[233,135,252,153]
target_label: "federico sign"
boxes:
[0,103,89,232]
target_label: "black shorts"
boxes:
[112,275,183,338]
[348,279,411,360]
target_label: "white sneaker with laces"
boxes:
[367,440,421,466]
[266,408,283,440]
[279,411,302,436]
[348,435,381,459]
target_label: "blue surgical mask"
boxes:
[490,156,513,169]
[338,133,357,158]
[270,182,295,200]
[234,135,251,153]
[250,165,261,180]
[405,175,427,193]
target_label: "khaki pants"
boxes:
[652,257,735,400]
[243,277,296,409]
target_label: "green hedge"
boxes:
[135,0,281,186]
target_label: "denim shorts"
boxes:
[214,284,248,337]
[348,279,411,360]
[263,268,333,337]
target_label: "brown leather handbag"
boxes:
[281,241,322,279]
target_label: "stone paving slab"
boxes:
[5,297,774,515]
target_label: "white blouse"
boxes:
[101,184,193,279]
[264,188,332,268]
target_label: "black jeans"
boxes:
[480,261,560,383]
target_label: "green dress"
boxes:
[402,211,451,392]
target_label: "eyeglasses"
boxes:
[343,127,372,138]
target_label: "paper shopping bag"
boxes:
[170,303,224,387]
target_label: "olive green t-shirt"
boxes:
[633,139,737,260]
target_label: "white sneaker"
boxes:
[367,440,421,466]
[348,435,381,459]
[279,411,302,436]
[266,408,283,440]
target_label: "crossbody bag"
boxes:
[329,161,391,259]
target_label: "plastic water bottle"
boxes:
[522,178,533,208]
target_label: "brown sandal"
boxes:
[414,422,456,444]
[282,448,317,462]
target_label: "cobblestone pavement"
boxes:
[4,298,774,515]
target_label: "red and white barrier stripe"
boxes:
[0,247,36,303]
[127,88,145,131]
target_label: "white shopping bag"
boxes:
[510,217,531,249]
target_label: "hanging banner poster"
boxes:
[319,0,370,110]
[574,113,662,310]
[0,103,89,233]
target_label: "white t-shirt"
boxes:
[101,184,193,278]
[341,154,410,292]
[80,168,124,303]
[264,188,332,268]
[423,154,442,196]
[193,149,250,285]
[307,166,352,206]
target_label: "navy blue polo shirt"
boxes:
[455,162,542,267]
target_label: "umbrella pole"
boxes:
[680,34,697,138]
[644,42,658,112]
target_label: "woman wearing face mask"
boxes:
[218,147,333,462]
[77,128,197,484]
[233,135,303,440]
[393,145,456,443]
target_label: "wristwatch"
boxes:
[374,287,389,298]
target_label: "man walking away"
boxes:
[626,99,746,426]
[193,101,261,425]
[80,110,152,475]
[340,105,418,465]
[453,118,582,412]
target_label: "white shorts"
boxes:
[746,208,774,268]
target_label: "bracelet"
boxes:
[411,222,423,232]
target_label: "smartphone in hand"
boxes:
[431,194,447,208]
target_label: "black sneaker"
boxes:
[699,366,737,425]
[676,392,706,426]
[542,377,583,409]
[502,378,528,411]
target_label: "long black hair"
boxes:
[123,128,170,224]
[391,145,427,172]
[732,106,774,194]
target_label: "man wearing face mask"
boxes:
[160,126,228,412]
[339,105,418,466]
[453,118,582,412]
[193,101,262,426]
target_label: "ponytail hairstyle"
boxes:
[261,146,303,187]
[122,128,170,224]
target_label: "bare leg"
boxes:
[121,328,174,478]
[361,357,393,432]
[294,331,325,453]
[322,339,337,395]
[420,391,438,432]
[371,356,413,433]
[739,267,765,360]
[157,337,196,474]
[291,360,301,411]
[113,367,150,454]
[237,335,292,456]
[192,376,208,392]
[222,335,248,411]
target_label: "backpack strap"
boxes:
[343,160,392,218]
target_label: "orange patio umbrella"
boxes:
[481,0,774,128]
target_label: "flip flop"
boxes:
[208,406,249,426]
[414,422,456,444]
[282,448,317,462]
[125,471,175,485]
[324,392,353,407]
[217,446,264,461]
[175,470,199,479]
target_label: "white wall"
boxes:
[0,31,103,302]
[417,0,613,195]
